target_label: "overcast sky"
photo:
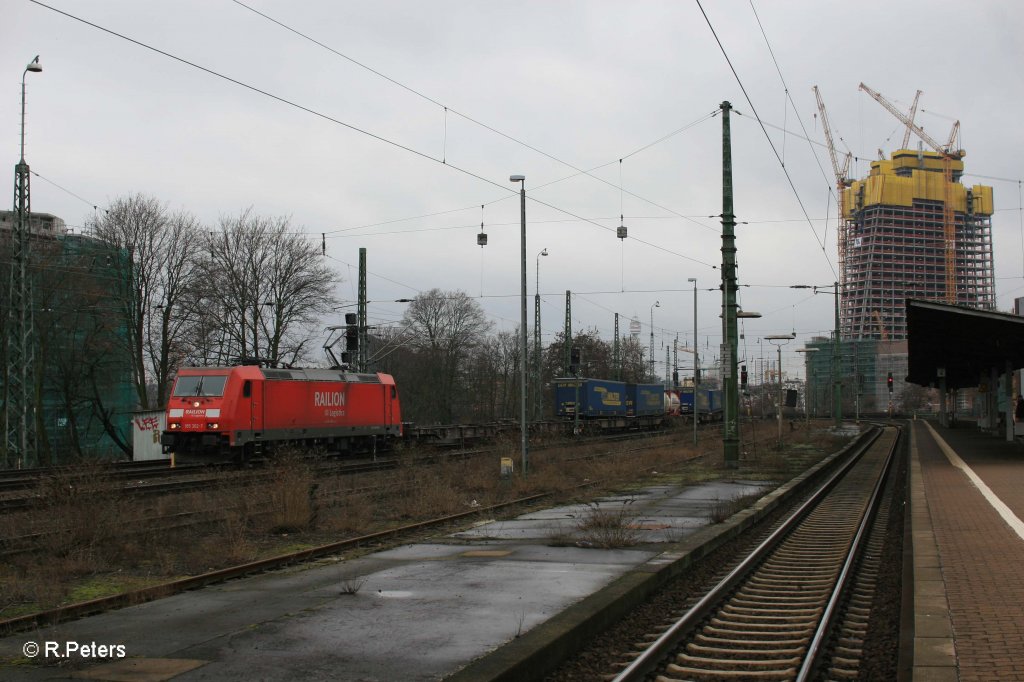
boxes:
[4,0,1023,379]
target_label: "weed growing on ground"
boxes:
[338,576,366,595]
[565,499,643,548]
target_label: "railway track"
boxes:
[607,424,899,681]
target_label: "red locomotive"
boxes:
[161,365,402,460]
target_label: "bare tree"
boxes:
[199,209,339,367]
[399,289,491,423]
[146,210,204,404]
[87,195,203,409]
[465,329,521,421]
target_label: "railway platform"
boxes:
[910,418,1024,681]
[0,469,793,681]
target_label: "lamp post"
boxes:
[511,175,528,475]
[649,301,660,379]
[7,55,43,468]
[766,334,794,447]
[534,248,548,421]
[795,347,820,428]
[688,278,698,445]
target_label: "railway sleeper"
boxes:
[670,654,803,670]
[841,622,868,636]
[733,590,822,601]
[734,588,823,602]
[709,617,817,631]
[658,666,797,680]
[834,645,863,659]
[747,576,834,588]
[685,642,806,659]
[703,625,815,639]
[760,559,842,570]
[831,655,862,669]
[757,561,835,573]
[722,604,823,616]
[695,633,809,648]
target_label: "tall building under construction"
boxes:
[839,149,995,340]
[802,85,997,415]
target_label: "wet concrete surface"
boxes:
[0,479,770,681]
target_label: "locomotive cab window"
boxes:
[173,375,228,397]
[243,380,252,398]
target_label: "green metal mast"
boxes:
[564,290,572,375]
[613,313,621,381]
[534,287,542,420]
[720,101,740,468]
[358,247,367,372]
[833,280,842,426]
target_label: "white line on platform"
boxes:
[925,421,1024,542]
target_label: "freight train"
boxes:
[671,387,724,423]
[552,377,667,431]
[160,365,709,462]
[161,365,402,460]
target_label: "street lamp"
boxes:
[7,55,43,468]
[795,347,820,428]
[649,301,660,379]
[534,248,548,421]
[766,334,795,447]
[20,56,42,163]
[511,174,528,475]
[687,278,698,445]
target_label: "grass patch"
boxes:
[707,491,765,523]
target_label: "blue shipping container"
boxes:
[677,387,722,415]
[628,383,665,416]
[554,378,628,418]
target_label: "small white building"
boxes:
[132,409,168,461]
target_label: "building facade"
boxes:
[803,149,993,416]
[839,149,994,340]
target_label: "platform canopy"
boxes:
[906,299,1024,390]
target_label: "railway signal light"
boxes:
[887,371,894,392]
[570,346,581,376]
[740,364,748,388]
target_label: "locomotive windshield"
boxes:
[173,375,228,397]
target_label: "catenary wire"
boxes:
[696,0,837,280]
[30,1,720,269]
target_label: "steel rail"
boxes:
[611,426,884,682]
[796,423,899,680]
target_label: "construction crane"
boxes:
[813,86,854,332]
[858,82,964,305]
[812,85,853,189]
[900,89,923,150]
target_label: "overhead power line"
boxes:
[696,0,838,280]
[30,0,722,268]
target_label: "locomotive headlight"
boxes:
[193,401,201,408]
[208,422,219,430]
[170,423,180,430]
